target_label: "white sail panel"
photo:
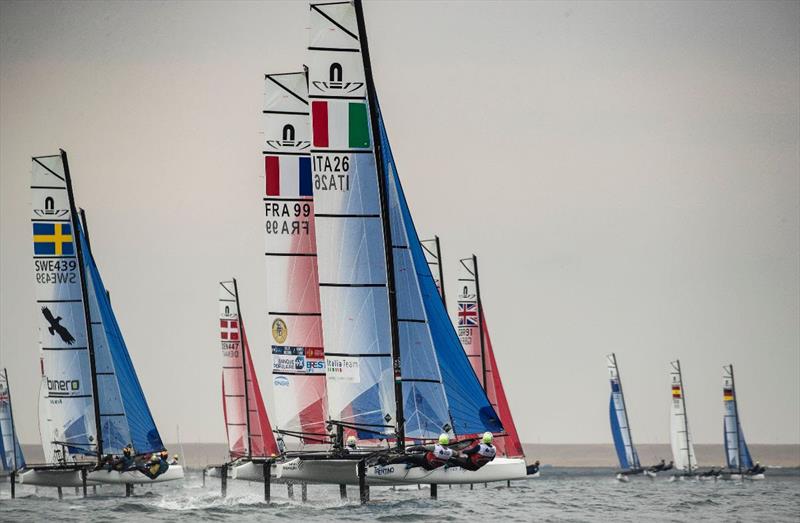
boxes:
[669,361,697,472]
[31,153,98,462]
[264,71,328,441]
[308,1,396,436]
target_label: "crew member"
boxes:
[345,435,358,453]
[389,433,454,471]
[455,432,497,471]
[112,446,135,471]
[138,450,170,480]
[649,459,666,472]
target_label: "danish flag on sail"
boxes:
[220,319,239,341]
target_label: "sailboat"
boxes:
[21,151,183,487]
[456,255,530,472]
[669,360,697,480]
[262,70,329,449]
[0,369,25,477]
[277,0,524,485]
[722,365,763,480]
[606,354,644,481]
[218,280,280,482]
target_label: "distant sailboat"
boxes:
[0,369,25,476]
[21,151,183,487]
[722,365,764,480]
[669,360,697,479]
[606,354,643,481]
[218,279,279,481]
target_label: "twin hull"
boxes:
[277,457,527,485]
[19,465,184,487]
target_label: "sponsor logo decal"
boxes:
[272,318,288,344]
[273,376,290,387]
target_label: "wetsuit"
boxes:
[392,444,454,471]
[649,461,666,472]
[138,457,170,479]
[455,443,496,471]
[112,454,135,471]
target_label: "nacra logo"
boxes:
[47,378,79,392]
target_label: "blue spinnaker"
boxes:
[377,108,503,436]
[78,223,164,455]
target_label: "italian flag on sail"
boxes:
[312,101,370,149]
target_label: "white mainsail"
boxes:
[31,152,99,463]
[263,71,328,442]
[308,1,398,438]
[669,360,697,473]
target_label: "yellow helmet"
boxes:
[438,433,450,445]
[482,432,493,444]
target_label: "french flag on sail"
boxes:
[265,156,312,197]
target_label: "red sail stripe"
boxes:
[312,101,329,148]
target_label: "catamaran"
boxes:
[0,369,25,479]
[669,360,697,480]
[721,364,764,480]
[217,280,280,482]
[456,255,529,473]
[276,0,525,486]
[606,354,645,481]
[21,151,183,488]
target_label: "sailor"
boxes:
[389,433,454,471]
[526,459,540,475]
[455,432,497,471]
[344,435,358,453]
[138,450,170,480]
[649,459,666,472]
[662,460,674,472]
[748,461,765,475]
[112,445,135,471]
[97,454,115,471]
[169,454,180,465]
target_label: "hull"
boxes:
[230,461,278,481]
[277,458,367,485]
[366,457,527,485]
[87,465,184,484]
[19,468,85,487]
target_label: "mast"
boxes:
[611,353,636,468]
[353,0,405,448]
[232,278,252,459]
[62,149,103,461]
[4,369,17,471]
[675,359,691,474]
[434,236,447,308]
[473,254,487,389]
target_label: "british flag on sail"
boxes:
[458,302,478,326]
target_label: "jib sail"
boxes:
[263,71,328,444]
[0,369,25,471]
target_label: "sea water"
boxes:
[0,468,797,522]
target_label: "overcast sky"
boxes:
[1,1,798,446]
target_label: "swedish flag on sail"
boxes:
[33,223,74,255]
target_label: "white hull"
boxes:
[19,469,85,487]
[366,457,527,485]
[87,465,184,484]
[278,457,526,485]
[231,461,278,481]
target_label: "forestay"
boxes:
[607,354,640,470]
[308,1,397,438]
[669,360,697,473]
[219,281,278,458]
[0,369,25,471]
[723,365,753,471]
[31,153,98,462]
[263,71,328,443]
[455,256,519,454]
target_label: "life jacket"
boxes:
[425,444,453,468]
[469,443,496,467]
